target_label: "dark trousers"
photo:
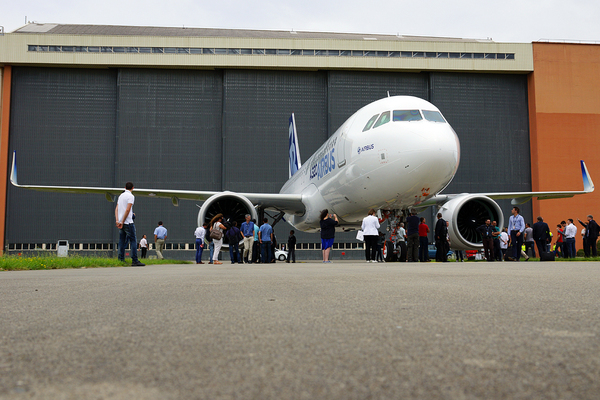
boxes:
[555,241,563,258]
[195,239,203,263]
[511,231,524,261]
[583,236,598,257]
[376,244,384,262]
[493,239,502,261]
[524,241,536,258]
[407,233,419,262]
[141,247,147,259]
[261,242,272,263]
[565,238,576,258]
[229,242,240,263]
[419,236,429,262]
[364,235,378,261]
[435,239,447,262]
[118,223,139,263]
[482,237,494,261]
[286,247,295,262]
[253,241,261,263]
[534,239,546,258]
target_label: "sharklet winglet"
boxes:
[10,151,18,186]
[581,160,594,193]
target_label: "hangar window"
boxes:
[363,114,379,132]
[422,110,446,123]
[373,111,391,128]
[393,110,422,122]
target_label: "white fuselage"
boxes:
[280,96,460,231]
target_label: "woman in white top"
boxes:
[361,209,381,262]
[209,214,227,265]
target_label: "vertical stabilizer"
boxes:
[288,114,302,178]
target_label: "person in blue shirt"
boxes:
[258,218,273,263]
[252,219,260,263]
[153,221,168,260]
[240,214,255,264]
[507,207,526,261]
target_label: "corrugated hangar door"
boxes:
[221,70,328,193]
[7,67,118,244]
[429,72,532,222]
[115,69,223,243]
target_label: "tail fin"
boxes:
[288,114,302,178]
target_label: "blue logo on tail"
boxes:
[289,114,301,177]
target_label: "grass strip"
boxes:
[0,255,191,271]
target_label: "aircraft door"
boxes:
[337,134,347,168]
[336,115,356,168]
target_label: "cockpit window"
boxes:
[373,111,391,128]
[393,110,422,122]
[363,114,379,132]
[422,110,446,123]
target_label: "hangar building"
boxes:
[0,24,597,257]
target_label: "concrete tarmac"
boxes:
[1,261,599,399]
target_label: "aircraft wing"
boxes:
[9,152,305,215]
[420,160,594,207]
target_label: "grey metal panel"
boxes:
[429,72,533,223]
[115,68,223,243]
[7,67,117,243]
[222,70,328,193]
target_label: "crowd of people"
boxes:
[116,181,597,265]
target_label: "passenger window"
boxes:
[363,114,379,132]
[393,110,422,122]
[373,111,391,128]
[422,110,446,123]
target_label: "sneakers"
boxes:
[131,261,145,267]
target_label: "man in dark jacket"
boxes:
[476,219,495,261]
[532,216,551,257]
[578,215,599,257]
[434,213,448,262]
[406,209,420,262]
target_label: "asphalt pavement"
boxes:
[1,260,599,399]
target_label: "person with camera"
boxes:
[320,210,339,263]
[209,214,227,265]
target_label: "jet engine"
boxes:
[438,194,504,250]
[198,192,258,245]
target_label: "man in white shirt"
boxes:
[396,223,407,262]
[194,223,207,264]
[139,235,148,259]
[563,219,577,258]
[115,182,144,266]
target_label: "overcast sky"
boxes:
[3,0,599,43]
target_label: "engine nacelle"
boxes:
[198,192,258,245]
[438,194,504,250]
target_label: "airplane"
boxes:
[10,95,594,250]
